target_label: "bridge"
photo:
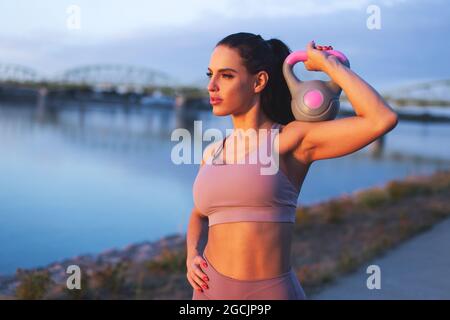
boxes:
[0,63,214,111]
[341,78,450,108]
[0,64,40,83]
[0,63,176,89]
[1,63,449,121]
[382,79,450,103]
[56,64,174,90]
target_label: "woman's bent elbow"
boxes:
[375,112,399,133]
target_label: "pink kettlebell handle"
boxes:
[285,50,349,66]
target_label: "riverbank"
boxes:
[1,169,449,299]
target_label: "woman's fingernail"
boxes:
[202,262,208,268]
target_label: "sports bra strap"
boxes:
[212,122,281,165]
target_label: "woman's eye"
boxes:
[205,72,233,79]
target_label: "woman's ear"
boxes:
[254,71,269,93]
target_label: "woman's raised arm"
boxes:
[280,41,398,164]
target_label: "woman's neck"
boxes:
[230,106,274,132]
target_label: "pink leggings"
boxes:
[192,253,306,300]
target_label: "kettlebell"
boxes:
[282,49,350,122]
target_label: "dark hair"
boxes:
[216,32,294,125]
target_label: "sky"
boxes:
[0,0,449,91]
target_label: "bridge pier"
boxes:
[369,134,385,158]
[36,87,48,119]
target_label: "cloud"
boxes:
[0,0,448,90]
[0,0,411,39]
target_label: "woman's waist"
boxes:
[205,222,293,280]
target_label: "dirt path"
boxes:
[311,216,450,300]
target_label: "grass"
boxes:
[146,247,187,275]
[15,269,54,300]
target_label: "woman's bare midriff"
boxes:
[204,222,294,280]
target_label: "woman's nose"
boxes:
[207,78,218,92]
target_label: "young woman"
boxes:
[186,32,398,300]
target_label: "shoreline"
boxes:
[0,232,186,297]
[0,232,186,277]
[1,168,449,299]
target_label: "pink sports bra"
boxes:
[192,123,300,227]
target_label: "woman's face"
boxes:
[206,45,260,116]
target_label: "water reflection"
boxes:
[0,101,449,274]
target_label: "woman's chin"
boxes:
[212,106,230,116]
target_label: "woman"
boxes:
[186,32,398,300]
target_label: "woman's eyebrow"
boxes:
[207,67,238,73]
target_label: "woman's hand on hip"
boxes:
[186,254,209,292]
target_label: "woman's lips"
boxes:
[210,98,223,105]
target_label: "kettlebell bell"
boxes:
[282,49,350,122]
